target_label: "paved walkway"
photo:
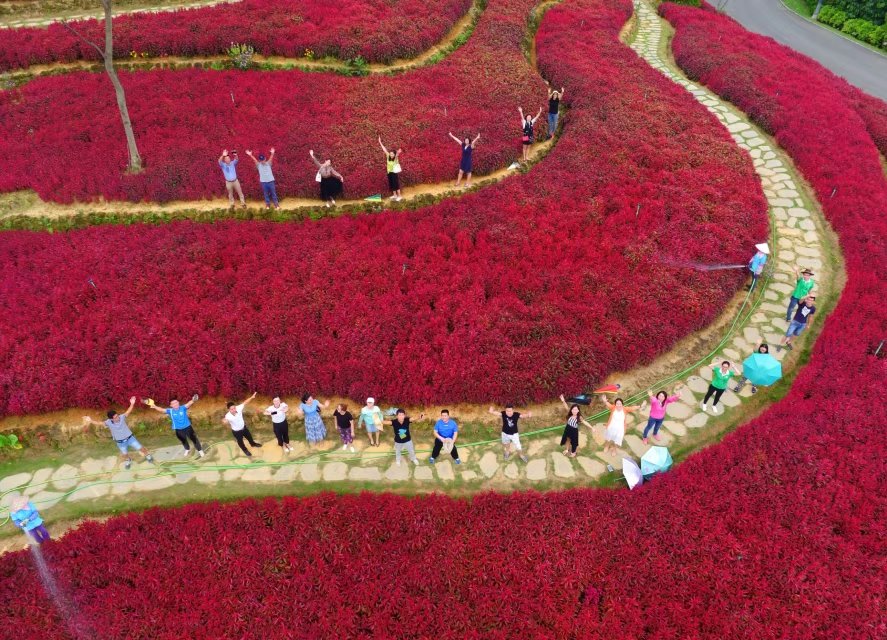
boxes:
[0,0,832,528]
[0,0,238,28]
[722,0,887,101]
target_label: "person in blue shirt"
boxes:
[747,242,769,290]
[429,409,461,465]
[144,394,205,458]
[10,496,50,544]
[217,149,246,209]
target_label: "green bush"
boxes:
[827,0,886,25]
[661,0,702,6]
[817,5,848,27]
[842,16,877,39]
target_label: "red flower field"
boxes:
[0,0,473,70]
[0,0,884,638]
[0,0,768,414]
[0,0,541,203]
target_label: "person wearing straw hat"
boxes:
[83,396,154,470]
[785,267,815,322]
[359,397,384,447]
[747,242,769,290]
[10,496,50,544]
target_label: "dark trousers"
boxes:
[261,181,279,206]
[233,427,259,455]
[174,426,202,452]
[643,417,664,438]
[430,438,459,460]
[29,525,51,543]
[273,420,290,446]
[560,426,579,453]
[703,384,726,406]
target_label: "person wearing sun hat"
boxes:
[786,266,815,321]
[10,495,50,544]
[747,242,770,290]
[359,397,384,447]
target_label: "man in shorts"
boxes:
[83,396,154,470]
[779,295,816,352]
[488,404,531,462]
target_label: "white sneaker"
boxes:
[711,405,719,414]
[198,450,205,458]
[412,458,419,465]
[700,402,707,412]
[182,448,191,457]
[396,460,402,466]
[349,446,355,453]
[342,444,347,450]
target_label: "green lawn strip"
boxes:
[776,0,887,57]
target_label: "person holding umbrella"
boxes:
[733,344,779,394]
[747,242,769,290]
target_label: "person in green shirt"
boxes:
[701,360,740,414]
[786,267,815,321]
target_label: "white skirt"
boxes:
[604,410,626,446]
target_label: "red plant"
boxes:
[0,0,766,413]
[0,1,884,638]
[0,0,473,70]
[0,0,544,203]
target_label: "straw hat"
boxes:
[755,242,770,255]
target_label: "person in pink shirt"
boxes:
[643,383,684,444]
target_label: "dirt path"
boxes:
[0,0,237,27]
[0,1,843,555]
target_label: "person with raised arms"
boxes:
[701,361,740,414]
[217,149,246,209]
[599,396,645,454]
[245,147,280,209]
[642,384,684,444]
[429,409,461,465]
[309,149,345,208]
[388,408,423,466]
[83,396,154,470]
[378,136,403,201]
[558,394,593,458]
[779,295,817,352]
[297,393,330,446]
[223,392,262,457]
[144,394,204,458]
[359,397,384,447]
[546,83,565,139]
[488,404,531,462]
[518,106,543,162]
[263,396,292,455]
[785,267,815,322]
[448,132,481,188]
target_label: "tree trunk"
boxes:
[812,0,825,20]
[102,0,142,173]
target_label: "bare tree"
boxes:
[62,0,142,172]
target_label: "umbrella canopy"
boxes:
[622,458,644,490]
[641,446,673,478]
[742,353,783,386]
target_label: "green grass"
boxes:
[781,0,813,18]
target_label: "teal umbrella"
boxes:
[641,446,673,478]
[742,353,782,387]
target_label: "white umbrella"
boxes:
[622,458,644,490]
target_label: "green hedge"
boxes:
[826,0,886,25]
[819,4,849,28]
[817,4,887,48]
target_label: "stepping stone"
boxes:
[770,282,793,294]
[349,466,382,482]
[461,470,479,481]
[0,473,31,493]
[413,465,433,481]
[666,402,696,420]
[576,456,606,478]
[663,420,687,437]
[743,327,762,344]
[479,452,500,478]
[67,482,110,502]
[697,367,712,382]
[769,198,794,207]
[385,463,410,481]
[685,412,709,429]
[624,435,648,458]
[30,490,66,509]
[525,458,547,481]
[595,450,625,470]
[51,464,80,490]
[0,491,21,508]
[196,469,223,484]
[300,463,319,482]
[727,122,750,133]
[222,469,243,482]
[175,471,195,486]
[788,207,810,218]
[322,462,348,482]
[110,471,134,496]
[133,475,176,492]
[795,246,821,258]
[719,390,741,408]
[242,466,273,482]
[435,461,456,481]
[780,251,796,262]
[722,347,741,362]
[723,113,740,124]
[778,190,800,199]
[527,440,546,457]
[151,445,187,463]
[29,468,54,491]
[504,462,520,479]
[687,375,709,394]
[551,453,575,478]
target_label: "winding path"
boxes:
[722,0,887,101]
[0,1,837,538]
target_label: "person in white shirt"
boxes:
[264,396,292,454]
[223,392,262,457]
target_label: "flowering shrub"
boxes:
[0,1,883,637]
[0,0,766,413]
[0,0,474,70]
[0,0,545,203]
[847,87,887,157]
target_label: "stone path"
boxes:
[0,0,832,527]
[0,0,239,28]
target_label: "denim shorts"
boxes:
[115,434,142,453]
[364,422,379,434]
[786,320,808,337]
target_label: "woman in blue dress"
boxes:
[297,393,330,446]
[449,131,481,189]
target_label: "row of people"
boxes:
[214,85,566,209]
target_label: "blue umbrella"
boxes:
[641,446,673,478]
[742,353,782,387]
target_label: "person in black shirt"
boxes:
[488,404,532,462]
[333,404,355,452]
[518,106,543,162]
[778,295,816,352]
[547,83,565,139]
[388,408,423,466]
